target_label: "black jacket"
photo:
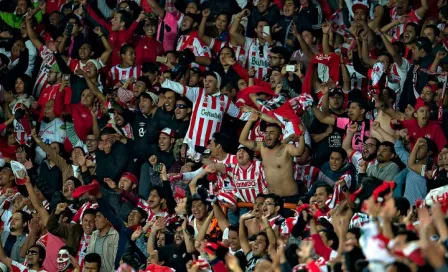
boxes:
[95,142,130,182]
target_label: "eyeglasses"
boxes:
[27,250,39,255]
[363,143,376,148]
[263,202,275,206]
[176,104,187,109]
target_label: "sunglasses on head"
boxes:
[27,250,39,255]
[175,104,187,109]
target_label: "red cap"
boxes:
[414,97,429,111]
[424,84,438,93]
[121,172,138,184]
[160,128,175,138]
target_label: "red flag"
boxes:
[235,86,277,108]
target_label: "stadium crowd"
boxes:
[0,0,448,271]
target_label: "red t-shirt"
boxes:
[134,36,164,66]
[401,119,447,152]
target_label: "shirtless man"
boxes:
[239,113,305,203]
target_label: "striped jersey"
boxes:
[10,261,47,272]
[293,164,322,189]
[389,9,422,42]
[244,37,272,80]
[33,45,56,98]
[209,38,247,67]
[161,80,251,147]
[107,65,142,87]
[225,161,267,203]
[67,57,105,73]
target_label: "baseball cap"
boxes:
[184,13,201,22]
[203,71,222,89]
[329,88,344,97]
[140,91,159,105]
[190,67,202,76]
[160,127,176,138]
[237,144,254,160]
[415,37,432,53]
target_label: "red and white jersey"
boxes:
[76,234,91,267]
[71,202,99,223]
[209,154,238,194]
[294,164,321,190]
[107,65,142,87]
[209,38,247,67]
[136,199,169,222]
[33,45,56,98]
[244,37,272,79]
[67,57,105,73]
[346,64,368,92]
[161,80,251,147]
[177,31,211,70]
[10,261,47,272]
[349,150,377,175]
[389,9,422,42]
[36,233,49,249]
[226,161,267,203]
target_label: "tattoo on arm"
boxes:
[253,141,257,150]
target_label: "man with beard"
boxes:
[239,113,306,202]
[35,100,66,164]
[176,13,211,70]
[0,211,30,262]
[0,0,42,29]
[364,141,400,181]
[33,62,65,121]
[0,243,46,272]
[47,205,96,268]
[342,123,380,176]
[148,219,191,272]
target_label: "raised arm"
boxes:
[229,10,249,47]
[261,215,276,251]
[199,9,213,46]
[321,22,332,55]
[196,211,214,241]
[415,0,428,19]
[360,31,376,67]
[286,133,305,157]
[146,0,165,19]
[239,113,262,152]
[239,212,255,254]
[160,77,199,102]
[25,13,43,50]
[31,129,70,174]
[94,27,113,65]
[342,123,357,155]
[378,29,403,66]
[408,138,426,175]
[292,22,314,59]
[24,179,49,226]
